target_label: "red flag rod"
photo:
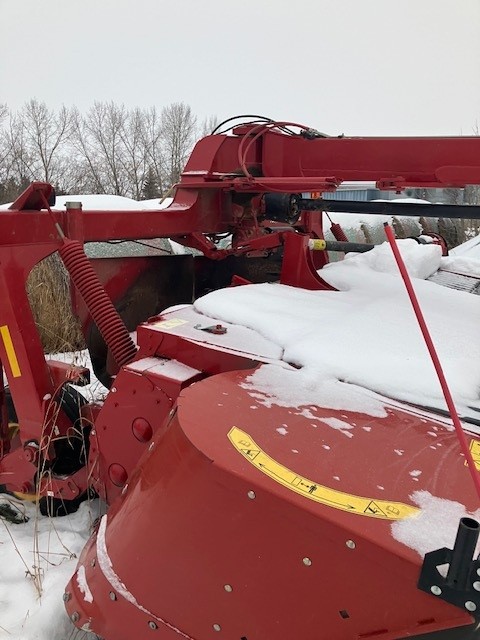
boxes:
[384,223,480,501]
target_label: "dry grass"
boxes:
[27,253,85,354]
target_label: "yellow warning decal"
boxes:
[467,439,480,471]
[154,318,188,330]
[228,427,419,520]
[0,325,21,378]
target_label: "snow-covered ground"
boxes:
[3,234,480,639]
[0,498,101,640]
[0,350,105,639]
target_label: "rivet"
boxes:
[62,591,71,602]
[477,567,480,577]
[148,620,158,629]
[213,624,221,631]
[247,490,256,499]
[109,591,117,601]
[111,387,117,393]
[70,611,79,623]
[346,540,356,549]
[474,581,480,592]
[431,585,442,595]
[224,584,233,592]
[466,601,477,612]
[302,557,312,566]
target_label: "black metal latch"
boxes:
[418,517,480,617]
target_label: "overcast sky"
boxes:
[1,0,479,136]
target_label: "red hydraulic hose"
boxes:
[384,223,480,501]
[39,190,137,370]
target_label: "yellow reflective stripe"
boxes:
[228,427,419,521]
[467,438,480,471]
[0,325,21,378]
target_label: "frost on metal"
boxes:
[76,565,93,603]
[96,515,193,639]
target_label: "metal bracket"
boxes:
[418,517,480,617]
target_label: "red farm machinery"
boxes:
[2,117,480,639]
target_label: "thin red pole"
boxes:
[384,223,480,501]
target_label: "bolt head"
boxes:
[213,624,221,631]
[62,591,71,602]
[247,490,256,500]
[346,540,356,549]
[302,557,312,566]
[109,591,117,601]
[70,612,79,623]
[431,585,442,596]
[466,601,477,612]
[474,581,480,591]
[148,621,158,629]
[224,584,233,592]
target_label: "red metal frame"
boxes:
[2,122,480,638]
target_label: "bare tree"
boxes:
[71,102,163,198]
[200,114,220,137]
[161,102,197,188]
[0,100,213,202]
[82,101,129,195]
[0,104,10,186]
[19,99,72,186]
[443,187,463,205]
[2,109,34,192]
[141,106,165,196]
[119,107,150,200]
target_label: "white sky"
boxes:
[1,0,480,136]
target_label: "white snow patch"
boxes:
[321,417,355,438]
[195,240,480,419]
[96,515,139,607]
[0,498,100,640]
[96,515,192,638]
[239,365,388,418]
[392,491,480,559]
[276,427,288,436]
[76,565,93,603]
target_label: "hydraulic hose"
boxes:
[58,238,137,369]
